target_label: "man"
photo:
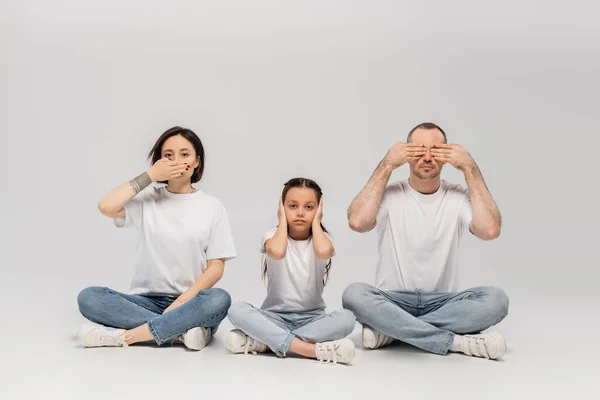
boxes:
[342,122,509,360]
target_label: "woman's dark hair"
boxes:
[147,126,206,184]
[262,177,332,285]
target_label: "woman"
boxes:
[76,126,236,351]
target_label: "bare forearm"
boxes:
[179,262,224,302]
[98,171,152,217]
[347,158,394,232]
[311,224,334,259]
[463,162,501,239]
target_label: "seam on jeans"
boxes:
[447,290,478,303]
[440,331,454,355]
[103,289,162,315]
[147,319,162,344]
[277,332,295,357]
[289,312,324,331]
[376,288,417,314]
[425,289,479,315]
[377,288,401,305]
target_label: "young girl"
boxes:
[226,178,356,364]
[76,126,236,350]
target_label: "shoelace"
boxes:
[243,337,262,355]
[464,336,489,359]
[315,343,339,364]
[94,329,128,347]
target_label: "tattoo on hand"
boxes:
[129,172,151,194]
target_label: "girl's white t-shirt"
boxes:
[259,228,333,313]
[114,186,237,296]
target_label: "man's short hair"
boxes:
[407,122,447,143]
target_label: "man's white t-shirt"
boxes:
[375,179,472,292]
[259,228,334,313]
[114,186,237,296]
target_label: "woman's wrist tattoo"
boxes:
[129,172,151,194]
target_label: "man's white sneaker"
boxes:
[362,325,395,349]
[315,338,355,364]
[459,332,506,360]
[77,324,128,347]
[179,327,211,351]
[225,329,267,355]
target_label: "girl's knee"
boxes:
[339,309,357,335]
[227,301,253,325]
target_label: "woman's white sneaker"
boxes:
[77,324,128,347]
[225,329,267,355]
[180,327,211,351]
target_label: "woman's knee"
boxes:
[77,286,105,315]
[201,287,232,313]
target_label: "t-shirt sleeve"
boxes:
[206,204,237,261]
[459,192,473,235]
[113,193,146,228]
[260,228,278,255]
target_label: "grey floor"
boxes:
[3,287,596,400]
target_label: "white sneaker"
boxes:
[459,332,506,360]
[180,327,211,351]
[225,329,267,355]
[362,325,394,349]
[315,338,355,364]
[77,324,128,347]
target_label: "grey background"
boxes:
[1,1,598,399]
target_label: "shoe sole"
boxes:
[362,326,378,349]
[362,325,394,349]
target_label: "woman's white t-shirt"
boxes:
[114,186,237,296]
[259,228,334,314]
